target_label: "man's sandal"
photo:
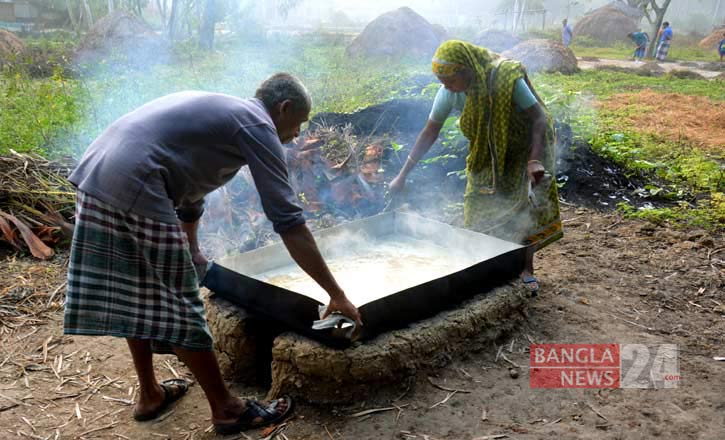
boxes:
[214,396,294,435]
[133,378,189,421]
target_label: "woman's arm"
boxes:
[389,119,443,193]
[524,103,548,185]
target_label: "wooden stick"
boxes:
[429,391,457,409]
[77,421,119,437]
[349,405,408,418]
[427,377,471,394]
[586,402,608,421]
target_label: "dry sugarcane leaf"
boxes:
[300,137,322,150]
[33,226,62,245]
[0,211,54,259]
[0,215,23,250]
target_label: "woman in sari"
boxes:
[390,40,562,292]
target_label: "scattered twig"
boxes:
[393,383,411,402]
[427,377,471,394]
[260,422,287,440]
[585,402,608,421]
[17,431,46,440]
[164,360,180,379]
[153,409,175,423]
[20,416,35,432]
[349,404,409,418]
[101,396,133,405]
[498,353,521,369]
[0,392,31,408]
[429,391,457,409]
[393,404,405,423]
[77,421,119,437]
[46,282,66,308]
[607,313,655,332]
[472,435,508,440]
[323,425,334,440]
[16,327,39,341]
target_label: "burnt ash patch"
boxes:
[311,98,432,136]
[556,139,678,211]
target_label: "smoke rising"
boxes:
[64,1,609,264]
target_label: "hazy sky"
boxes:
[277,0,722,32]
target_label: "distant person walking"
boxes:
[718,32,725,63]
[628,31,649,62]
[656,21,673,61]
[562,18,573,47]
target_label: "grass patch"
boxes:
[1,40,426,158]
[532,70,723,230]
[0,68,88,157]
[534,69,724,101]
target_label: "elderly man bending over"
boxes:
[64,73,361,435]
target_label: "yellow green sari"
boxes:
[432,40,562,249]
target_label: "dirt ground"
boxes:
[1,201,723,440]
[597,90,725,151]
[576,57,724,79]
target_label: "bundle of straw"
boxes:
[0,150,76,258]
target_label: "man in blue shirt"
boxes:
[656,21,673,62]
[562,18,573,47]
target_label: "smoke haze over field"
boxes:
[252,0,723,33]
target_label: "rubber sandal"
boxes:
[214,396,294,435]
[133,378,189,421]
[522,275,540,294]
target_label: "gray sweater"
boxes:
[68,92,305,233]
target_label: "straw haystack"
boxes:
[347,7,443,58]
[76,10,168,66]
[699,28,725,49]
[502,39,578,74]
[0,29,25,60]
[473,29,520,53]
[573,6,639,44]
[431,23,449,42]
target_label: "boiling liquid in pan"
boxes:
[255,236,480,306]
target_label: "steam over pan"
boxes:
[203,211,526,347]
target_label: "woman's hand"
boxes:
[527,160,545,186]
[389,174,406,194]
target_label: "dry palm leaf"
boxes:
[0,211,54,259]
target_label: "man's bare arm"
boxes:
[279,223,361,324]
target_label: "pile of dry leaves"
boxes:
[0,150,76,259]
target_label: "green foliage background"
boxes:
[1,33,722,229]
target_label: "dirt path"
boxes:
[577,57,723,79]
[0,205,723,440]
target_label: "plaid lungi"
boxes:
[656,40,670,61]
[64,191,213,352]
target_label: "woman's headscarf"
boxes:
[431,40,499,174]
